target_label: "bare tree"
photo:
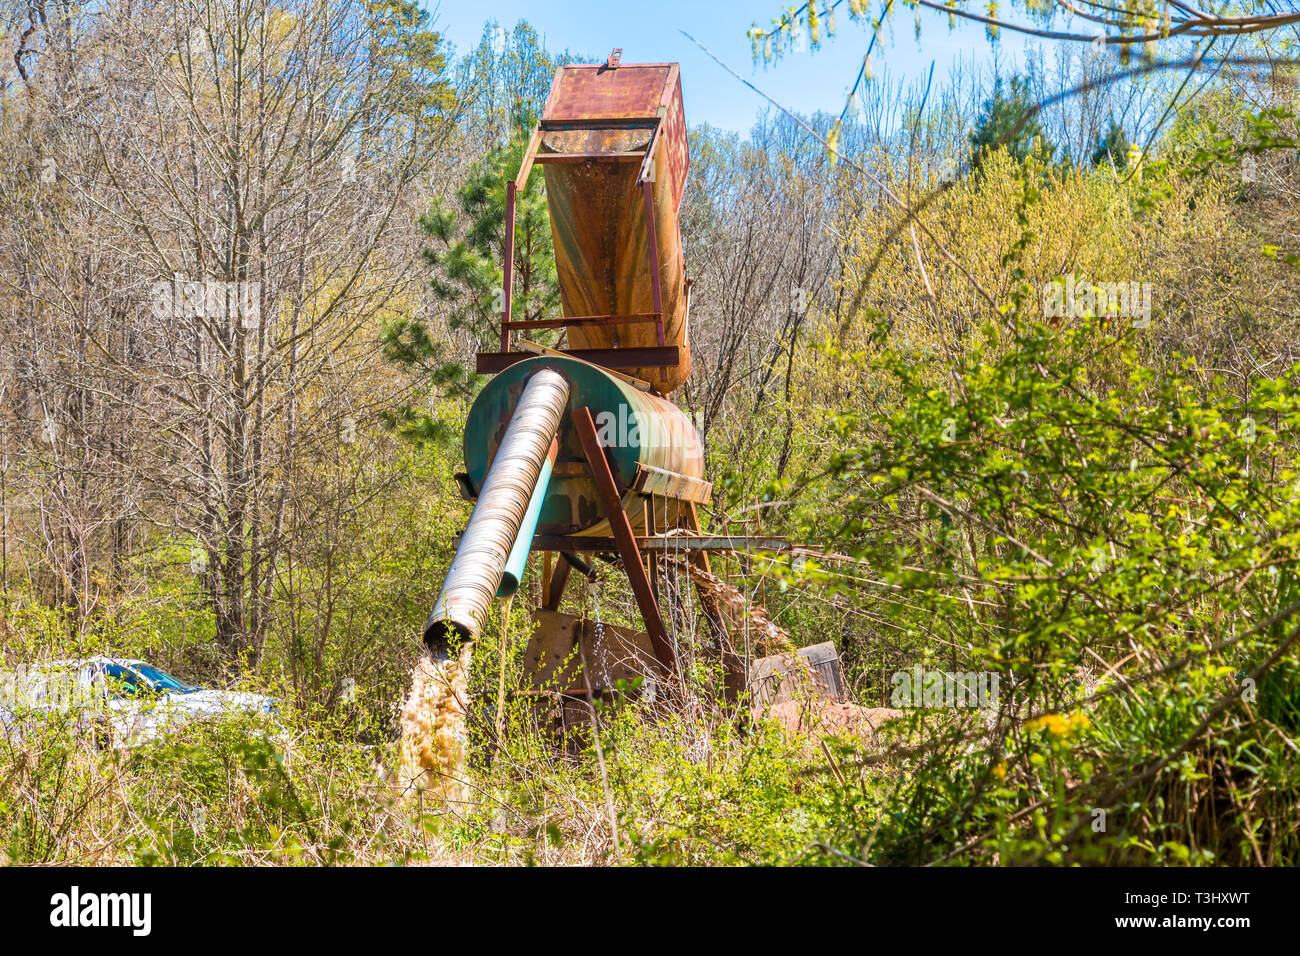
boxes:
[1,0,453,665]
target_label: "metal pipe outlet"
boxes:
[423,368,569,658]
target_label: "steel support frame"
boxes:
[494,116,668,362]
[528,534,791,553]
[571,405,675,673]
[476,346,680,376]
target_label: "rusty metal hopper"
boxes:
[477,56,693,394]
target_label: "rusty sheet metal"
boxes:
[541,127,650,156]
[530,534,791,552]
[523,609,660,691]
[657,67,689,212]
[748,643,848,708]
[632,463,712,504]
[544,65,668,118]
[539,63,692,393]
[542,64,688,210]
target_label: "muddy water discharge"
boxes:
[494,596,513,746]
[398,644,473,801]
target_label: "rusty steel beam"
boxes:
[513,339,654,392]
[572,405,675,672]
[503,313,660,331]
[530,535,792,553]
[534,152,646,164]
[539,119,659,131]
[641,180,666,348]
[476,346,679,376]
[500,180,516,352]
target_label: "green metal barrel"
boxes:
[464,356,704,537]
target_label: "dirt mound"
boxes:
[766,699,902,741]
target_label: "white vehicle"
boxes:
[2,657,278,748]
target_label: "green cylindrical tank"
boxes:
[464,356,703,537]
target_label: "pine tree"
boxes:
[382,132,559,423]
[1091,119,1132,171]
[969,75,1054,168]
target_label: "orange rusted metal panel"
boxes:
[657,65,690,212]
[539,62,692,393]
[541,63,688,210]
[545,64,668,118]
[524,610,661,691]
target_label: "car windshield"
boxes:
[101,663,146,698]
[132,664,201,694]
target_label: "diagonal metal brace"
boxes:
[571,405,676,674]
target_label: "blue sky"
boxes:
[424,1,1036,133]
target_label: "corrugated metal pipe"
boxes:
[423,367,569,659]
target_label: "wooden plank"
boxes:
[572,406,674,672]
[636,118,661,186]
[513,127,544,191]
[530,535,791,553]
[544,553,571,611]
